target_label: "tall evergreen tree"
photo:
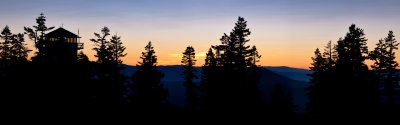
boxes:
[90,27,127,107]
[336,24,369,71]
[200,17,261,113]
[91,27,127,65]
[109,34,127,64]
[308,48,325,90]
[200,48,216,88]
[220,16,253,68]
[200,48,216,110]
[309,24,378,121]
[10,33,31,63]
[108,34,127,106]
[0,26,31,110]
[211,45,225,66]
[19,14,56,109]
[1,26,31,63]
[90,26,112,64]
[0,26,12,84]
[0,26,30,82]
[181,46,198,111]
[0,26,12,62]
[131,41,167,111]
[24,13,54,62]
[223,17,261,112]
[90,27,112,104]
[204,48,216,67]
[323,41,335,69]
[247,46,261,67]
[335,25,377,117]
[370,31,399,109]
[307,48,329,118]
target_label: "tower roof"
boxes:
[45,27,80,38]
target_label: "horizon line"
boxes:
[120,64,310,70]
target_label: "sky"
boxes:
[1,0,400,69]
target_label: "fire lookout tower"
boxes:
[43,27,83,64]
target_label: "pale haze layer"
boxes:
[1,0,399,69]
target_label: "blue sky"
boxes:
[1,0,400,68]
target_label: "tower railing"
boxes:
[77,42,84,49]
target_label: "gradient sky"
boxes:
[1,0,400,69]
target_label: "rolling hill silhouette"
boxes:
[121,65,309,112]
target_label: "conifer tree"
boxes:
[335,25,377,116]
[108,34,127,100]
[223,17,261,112]
[220,16,253,68]
[90,26,112,64]
[370,31,399,108]
[0,26,30,63]
[109,34,127,64]
[309,24,378,120]
[323,41,335,69]
[0,26,31,109]
[0,26,12,61]
[24,13,54,62]
[181,46,198,111]
[0,26,13,83]
[91,27,127,106]
[10,33,31,63]
[308,48,328,117]
[247,46,261,67]
[90,27,112,103]
[200,17,261,113]
[336,24,369,71]
[131,41,167,110]
[200,48,216,109]
[204,48,216,67]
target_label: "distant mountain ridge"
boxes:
[263,66,310,82]
[120,64,309,112]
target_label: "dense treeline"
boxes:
[0,13,399,122]
[308,24,400,123]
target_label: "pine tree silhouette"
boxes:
[0,26,29,113]
[181,46,198,112]
[10,33,31,63]
[108,33,128,107]
[334,24,378,119]
[309,24,379,122]
[200,48,217,112]
[24,13,55,63]
[1,26,12,62]
[308,48,334,120]
[1,25,31,112]
[90,27,127,108]
[110,34,127,64]
[1,26,31,64]
[200,17,262,114]
[369,31,400,115]
[90,26,112,64]
[131,41,168,112]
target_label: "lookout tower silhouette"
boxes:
[43,27,83,64]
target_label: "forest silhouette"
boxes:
[1,13,400,123]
